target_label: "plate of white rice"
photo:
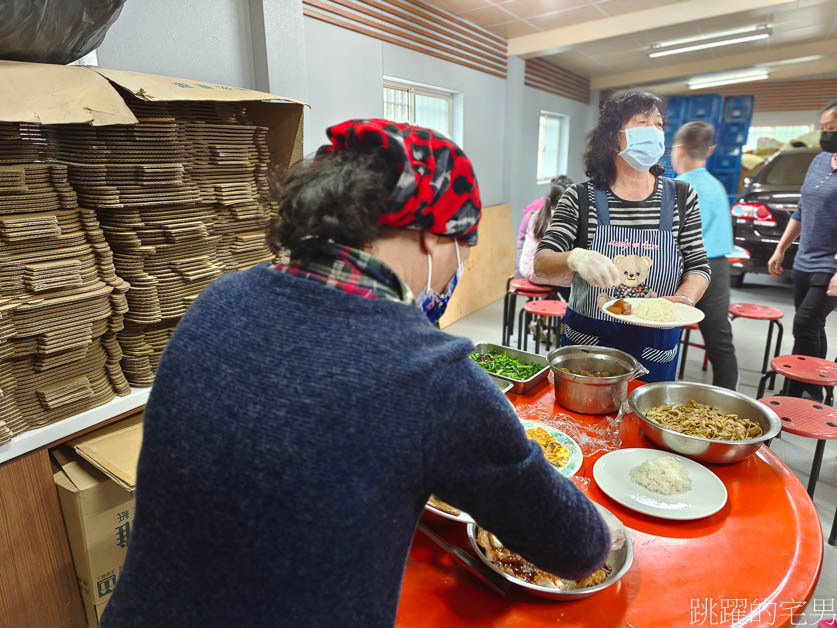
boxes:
[601,297,705,329]
[592,448,727,520]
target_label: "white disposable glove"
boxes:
[567,248,621,289]
[593,502,626,552]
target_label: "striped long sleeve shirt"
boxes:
[536,179,711,282]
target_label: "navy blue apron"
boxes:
[561,179,684,382]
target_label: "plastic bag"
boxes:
[0,0,126,65]
[516,403,623,458]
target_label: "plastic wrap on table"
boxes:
[0,0,126,65]
[516,403,623,458]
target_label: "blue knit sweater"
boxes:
[101,263,609,627]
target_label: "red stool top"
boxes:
[510,278,553,293]
[523,299,568,317]
[759,395,837,440]
[729,303,784,320]
[770,354,837,387]
[683,322,700,330]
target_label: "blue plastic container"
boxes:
[666,96,688,121]
[661,150,675,178]
[688,94,723,122]
[664,123,678,147]
[708,145,742,172]
[718,121,750,145]
[722,96,755,122]
[711,170,741,195]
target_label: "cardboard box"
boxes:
[52,412,143,626]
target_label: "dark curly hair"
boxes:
[584,90,667,189]
[266,149,397,260]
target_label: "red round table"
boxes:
[396,380,824,627]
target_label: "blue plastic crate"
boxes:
[666,96,688,120]
[711,169,741,195]
[718,121,750,145]
[728,194,739,208]
[708,145,742,171]
[664,123,678,147]
[688,94,723,122]
[723,96,754,122]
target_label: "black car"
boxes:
[730,147,820,287]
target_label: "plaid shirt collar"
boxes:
[275,242,414,305]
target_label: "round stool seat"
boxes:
[683,322,700,330]
[523,299,568,317]
[514,289,553,298]
[510,278,553,293]
[760,396,837,440]
[729,303,784,320]
[770,354,837,387]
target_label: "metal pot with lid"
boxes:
[547,345,648,415]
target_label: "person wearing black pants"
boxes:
[673,122,739,389]
[769,101,837,401]
[788,270,837,399]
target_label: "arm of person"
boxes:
[667,183,710,305]
[518,220,540,281]
[422,355,611,581]
[768,218,802,276]
[533,185,620,289]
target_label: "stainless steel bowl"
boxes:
[473,343,550,394]
[548,345,648,415]
[628,381,781,464]
[466,509,634,601]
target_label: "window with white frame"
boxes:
[744,124,815,151]
[537,112,566,184]
[383,81,453,139]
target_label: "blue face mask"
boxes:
[417,240,463,324]
[618,126,665,171]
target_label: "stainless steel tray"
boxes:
[473,343,550,394]
[488,374,513,395]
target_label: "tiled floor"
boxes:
[445,272,836,623]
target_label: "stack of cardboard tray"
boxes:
[0,124,130,445]
[0,60,304,437]
[57,94,281,386]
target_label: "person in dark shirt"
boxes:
[101,120,611,628]
[769,101,837,401]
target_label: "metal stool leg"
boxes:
[517,305,525,350]
[769,321,783,389]
[507,293,518,345]
[826,387,834,407]
[678,328,691,380]
[761,320,774,375]
[829,503,837,546]
[502,292,511,345]
[533,315,540,354]
[806,439,826,498]
[756,370,774,399]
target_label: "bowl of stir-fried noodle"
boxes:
[628,382,781,464]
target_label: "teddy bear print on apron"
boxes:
[561,179,684,382]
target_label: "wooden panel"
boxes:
[303,0,508,79]
[0,449,86,628]
[690,79,837,112]
[524,58,590,104]
[439,204,514,329]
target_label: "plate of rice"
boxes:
[592,448,727,520]
[601,297,705,329]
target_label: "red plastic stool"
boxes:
[757,355,837,406]
[521,299,568,353]
[677,323,709,380]
[729,303,784,385]
[501,277,556,346]
[759,395,837,545]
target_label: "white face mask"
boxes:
[416,240,463,324]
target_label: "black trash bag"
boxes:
[0,0,127,65]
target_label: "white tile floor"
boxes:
[446,272,836,623]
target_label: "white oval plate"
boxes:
[601,298,705,329]
[593,448,728,521]
[519,419,583,478]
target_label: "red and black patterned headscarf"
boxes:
[320,119,481,245]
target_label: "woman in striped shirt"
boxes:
[534,91,710,382]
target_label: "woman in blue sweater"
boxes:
[101,120,611,627]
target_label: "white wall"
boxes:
[97,0,256,89]
[303,18,384,155]
[751,110,821,127]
